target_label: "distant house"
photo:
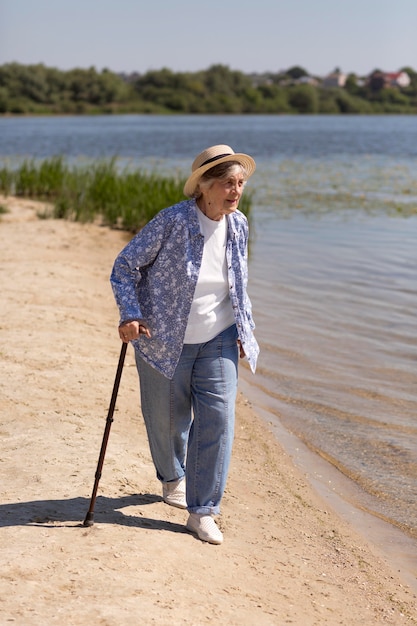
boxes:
[384,71,411,88]
[367,70,411,90]
[322,71,347,88]
[295,76,320,86]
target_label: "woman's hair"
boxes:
[193,161,248,198]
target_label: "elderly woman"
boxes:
[110,144,259,544]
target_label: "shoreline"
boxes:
[1,194,416,625]
[239,373,417,594]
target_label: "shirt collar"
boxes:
[189,199,238,239]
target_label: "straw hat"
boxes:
[183,144,256,197]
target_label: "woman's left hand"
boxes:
[237,340,245,359]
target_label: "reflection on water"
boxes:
[254,157,417,216]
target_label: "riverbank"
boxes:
[0,195,416,625]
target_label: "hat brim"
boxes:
[183,153,256,197]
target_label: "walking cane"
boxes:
[83,341,128,527]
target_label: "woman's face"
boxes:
[201,172,246,221]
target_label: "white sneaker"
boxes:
[186,513,223,545]
[162,478,187,509]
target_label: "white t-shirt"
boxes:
[183,209,235,344]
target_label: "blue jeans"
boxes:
[135,324,239,515]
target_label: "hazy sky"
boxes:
[1,0,415,76]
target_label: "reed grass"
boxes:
[0,157,252,232]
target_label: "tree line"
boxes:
[0,62,416,115]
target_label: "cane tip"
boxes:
[83,513,94,527]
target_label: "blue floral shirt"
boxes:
[110,198,259,379]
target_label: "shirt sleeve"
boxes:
[110,211,169,325]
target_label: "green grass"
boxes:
[0,157,253,232]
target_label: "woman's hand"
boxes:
[237,340,245,359]
[119,320,152,343]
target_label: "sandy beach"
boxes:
[1,194,416,625]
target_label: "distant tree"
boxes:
[335,90,372,113]
[344,73,360,95]
[0,62,416,115]
[378,88,410,106]
[286,66,309,80]
[135,68,177,90]
[288,84,318,113]
[256,84,290,112]
[202,64,252,97]
[239,86,262,112]
[0,86,9,113]
[317,89,340,114]
[368,70,386,93]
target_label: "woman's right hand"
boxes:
[118,320,152,343]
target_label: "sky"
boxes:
[0,0,416,77]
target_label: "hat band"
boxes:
[200,153,233,168]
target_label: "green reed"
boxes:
[14,156,67,199]
[0,165,14,196]
[0,157,252,231]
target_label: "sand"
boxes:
[0,194,416,625]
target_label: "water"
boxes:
[246,210,417,534]
[1,114,417,539]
